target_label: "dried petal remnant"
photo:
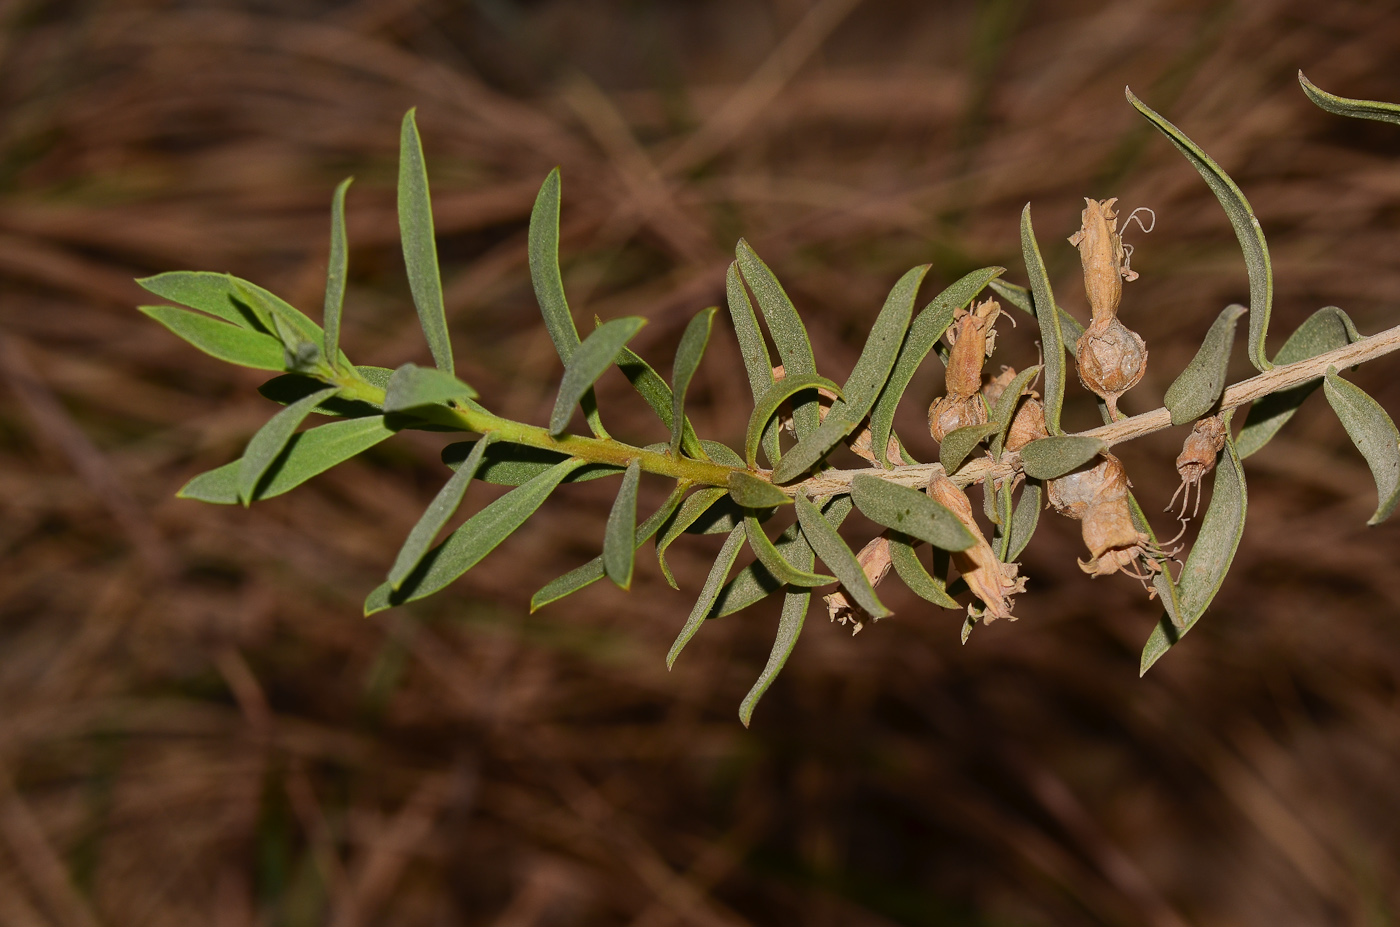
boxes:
[927,472,1025,622]
[1068,198,1130,321]
[1048,454,1170,582]
[1169,415,1227,518]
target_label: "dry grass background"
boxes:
[3,0,1400,924]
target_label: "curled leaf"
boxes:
[744,373,843,469]
[744,515,835,587]
[736,240,820,437]
[1164,304,1246,425]
[671,307,717,456]
[1299,71,1400,126]
[738,587,809,727]
[656,487,729,588]
[1324,368,1400,525]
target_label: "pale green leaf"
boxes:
[728,470,791,509]
[1324,369,1400,525]
[712,496,851,618]
[238,387,338,504]
[670,307,716,456]
[442,440,621,485]
[869,266,1005,467]
[1002,481,1041,562]
[549,317,646,435]
[323,177,352,366]
[939,422,999,473]
[744,515,834,587]
[601,460,643,589]
[1020,204,1067,433]
[739,583,810,727]
[178,416,394,504]
[725,261,780,466]
[397,110,454,374]
[1299,71,1400,126]
[1129,88,1273,372]
[849,474,973,551]
[735,239,819,437]
[384,362,477,416]
[1164,304,1246,425]
[139,305,287,371]
[667,524,747,668]
[796,493,890,620]
[365,458,584,614]
[1018,436,1105,480]
[744,373,843,469]
[137,272,324,343]
[889,534,959,608]
[389,433,496,589]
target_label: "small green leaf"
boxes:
[939,422,999,473]
[1164,304,1246,425]
[137,273,324,342]
[1020,204,1066,434]
[614,344,708,459]
[323,177,352,366]
[1299,71,1400,126]
[712,497,851,618]
[1141,430,1246,673]
[1237,307,1360,458]
[889,534,959,608]
[603,460,643,589]
[530,482,687,610]
[667,524,747,668]
[1018,436,1105,480]
[1129,88,1273,372]
[987,279,1084,353]
[139,305,287,370]
[549,317,646,435]
[258,371,383,418]
[744,515,834,587]
[671,307,716,456]
[442,440,621,485]
[366,458,584,614]
[796,493,890,620]
[869,266,1005,467]
[736,240,820,438]
[656,487,729,588]
[1324,368,1400,525]
[738,584,810,727]
[1002,481,1041,562]
[389,433,496,589]
[988,365,1043,458]
[701,441,743,467]
[178,416,394,504]
[849,474,974,551]
[744,374,843,469]
[728,470,791,509]
[770,266,923,483]
[237,387,338,504]
[384,362,477,415]
[726,261,781,465]
[397,110,454,374]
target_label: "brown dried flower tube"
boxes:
[927,471,1025,622]
[928,298,1002,442]
[1068,198,1148,419]
[1047,454,1172,583]
[1169,415,1227,518]
[824,534,894,634]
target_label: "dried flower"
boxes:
[1169,415,1227,518]
[1048,454,1171,583]
[929,298,1004,443]
[824,535,894,634]
[1005,397,1049,454]
[1067,198,1130,322]
[928,392,988,443]
[927,472,1026,622]
[1068,197,1148,420]
[982,365,1020,407]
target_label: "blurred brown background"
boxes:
[4,0,1400,924]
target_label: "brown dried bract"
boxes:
[1048,454,1172,585]
[824,534,894,634]
[1169,415,1227,518]
[927,472,1025,623]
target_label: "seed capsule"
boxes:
[1169,415,1227,518]
[927,472,1026,623]
[1048,454,1171,583]
[928,393,988,443]
[1076,317,1147,419]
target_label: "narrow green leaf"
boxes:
[549,317,646,435]
[1299,71,1400,126]
[656,487,729,588]
[1020,204,1067,433]
[602,460,643,589]
[389,433,496,589]
[384,362,477,415]
[1003,481,1041,562]
[615,344,708,459]
[1324,369,1400,525]
[365,458,584,614]
[1018,436,1106,480]
[667,524,747,668]
[988,365,1043,458]
[701,441,743,467]
[1128,88,1273,372]
[712,496,851,618]
[889,534,959,608]
[670,308,716,456]
[1164,304,1246,425]
[323,177,352,366]
[739,583,810,727]
[744,374,843,469]
[987,279,1084,353]
[237,387,338,504]
[735,240,820,438]
[770,266,923,483]
[178,416,394,504]
[939,422,999,473]
[137,273,319,341]
[796,493,890,620]
[1141,431,1246,673]
[397,110,453,374]
[851,473,974,550]
[726,261,781,465]
[442,440,620,485]
[728,471,791,509]
[530,482,687,610]
[139,305,287,370]
[869,266,1005,467]
[1237,307,1361,458]
[744,515,834,587]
